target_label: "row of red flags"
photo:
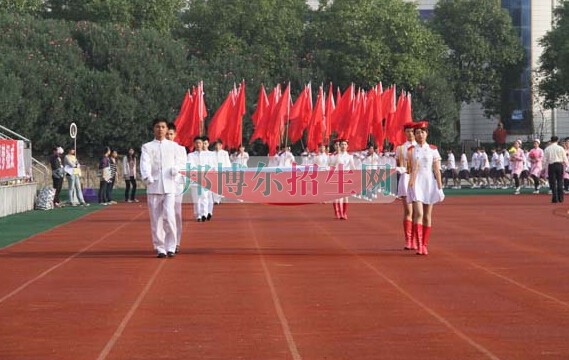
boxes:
[174,81,413,154]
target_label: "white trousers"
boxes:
[212,192,222,205]
[190,185,210,218]
[147,194,177,254]
[175,194,183,246]
[208,191,215,214]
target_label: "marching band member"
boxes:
[141,118,186,258]
[165,123,187,253]
[331,139,356,220]
[407,121,444,255]
[188,136,213,222]
[396,123,417,250]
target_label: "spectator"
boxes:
[492,122,507,147]
[123,147,139,202]
[49,146,65,207]
[106,149,118,204]
[64,147,89,206]
[98,147,111,205]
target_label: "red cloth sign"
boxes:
[0,139,19,180]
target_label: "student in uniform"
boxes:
[140,118,186,258]
[470,148,481,188]
[314,144,329,169]
[458,152,474,189]
[187,136,213,222]
[395,123,417,249]
[443,149,459,189]
[407,122,445,256]
[330,139,356,220]
[330,139,341,218]
[509,140,524,195]
[166,123,187,253]
[232,144,250,168]
[279,145,295,167]
[528,139,544,194]
[212,139,232,205]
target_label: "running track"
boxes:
[0,195,568,359]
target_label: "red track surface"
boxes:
[1,195,568,359]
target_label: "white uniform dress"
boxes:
[314,152,330,169]
[396,141,416,197]
[408,143,443,205]
[212,149,232,204]
[187,150,214,219]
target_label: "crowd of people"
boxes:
[440,137,569,200]
[50,117,569,258]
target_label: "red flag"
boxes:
[227,81,246,149]
[251,84,268,127]
[174,90,193,147]
[250,84,280,144]
[332,84,354,134]
[267,83,290,155]
[324,83,335,143]
[392,93,412,147]
[208,89,236,144]
[288,83,313,144]
[306,86,325,152]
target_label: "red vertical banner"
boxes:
[0,139,19,180]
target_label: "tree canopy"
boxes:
[539,0,569,110]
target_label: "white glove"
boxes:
[144,177,154,186]
[438,188,445,202]
[396,167,407,174]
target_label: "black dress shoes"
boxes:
[207,213,212,221]
[175,245,180,254]
[167,252,175,258]
[201,215,207,222]
[157,253,167,258]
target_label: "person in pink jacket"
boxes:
[528,139,544,194]
[509,140,524,195]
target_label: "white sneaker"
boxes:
[533,190,539,194]
[514,187,521,195]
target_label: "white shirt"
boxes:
[544,143,569,165]
[140,139,186,194]
[232,152,249,167]
[480,152,490,169]
[314,152,329,168]
[213,149,232,169]
[332,151,356,170]
[446,153,456,170]
[471,152,481,169]
[459,154,469,171]
[362,152,380,167]
[278,151,295,167]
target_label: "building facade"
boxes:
[406,0,569,143]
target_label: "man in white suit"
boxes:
[140,118,186,258]
[166,122,188,254]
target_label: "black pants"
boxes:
[98,181,109,203]
[125,176,137,201]
[513,173,520,188]
[548,163,564,203]
[52,176,63,204]
[531,175,540,191]
[106,178,115,202]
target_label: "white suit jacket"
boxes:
[140,139,186,194]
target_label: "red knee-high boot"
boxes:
[413,223,424,255]
[403,220,413,249]
[333,202,341,219]
[342,202,348,220]
[422,226,431,255]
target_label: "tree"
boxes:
[0,0,43,14]
[412,73,460,145]
[539,0,569,110]
[43,0,184,33]
[431,0,524,116]
[309,0,446,90]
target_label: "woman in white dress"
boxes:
[396,123,416,250]
[407,122,444,255]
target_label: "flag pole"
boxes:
[284,82,290,149]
